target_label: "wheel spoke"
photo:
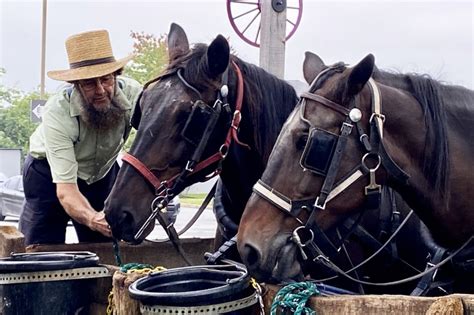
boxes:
[254,23,261,43]
[230,0,259,4]
[242,11,261,35]
[233,7,259,20]
[227,0,302,47]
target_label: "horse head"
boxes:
[105,23,235,243]
[236,52,434,282]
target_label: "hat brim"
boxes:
[47,54,134,81]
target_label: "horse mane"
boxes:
[232,57,299,161]
[165,43,298,163]
[373,69,450,200]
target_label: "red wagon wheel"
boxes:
[227,0,303,48]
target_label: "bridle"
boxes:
[252,65,474,288]
[251,65,423,284]
[122,60,248,242]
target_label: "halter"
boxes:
[123,60,248,242]
[253,65,414,282]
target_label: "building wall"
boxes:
[0,148,22,177]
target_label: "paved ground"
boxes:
[0,206,218,243]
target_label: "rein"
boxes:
[122,60,247,247]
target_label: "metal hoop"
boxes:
[151,196,166,212]
[361,153,381,171]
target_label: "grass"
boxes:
[179,193,210,208]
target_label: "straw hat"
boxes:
[47,30,134,81]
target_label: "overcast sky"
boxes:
[0,0,472,93]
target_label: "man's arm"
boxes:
[56,183,112,238]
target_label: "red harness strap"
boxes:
[122,60,247,193]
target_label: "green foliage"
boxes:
[0,68,39,154]
[0,68,22,105]
[122,31,169,150]
[0,92,43,154]
[123,31,169,85]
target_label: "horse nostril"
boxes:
[241,243,261,268]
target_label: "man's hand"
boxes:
[88,211,112,238]
[57,183,112,238]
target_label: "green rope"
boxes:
[112,239,122,266]
[270,282,320,315]
[120,262,154,273]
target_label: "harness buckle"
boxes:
[213,98,223,109]
[185,161,194,172]
[314,254,331,265]
[314,197,326,210]
[219,144,229,158]
[231,110,242,130]
[369,112,386,123]
[340,122,353,135]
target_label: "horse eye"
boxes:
[295,134,308,150]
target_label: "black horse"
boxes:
[104,24,430,294]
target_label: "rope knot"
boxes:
[270,282,320,315]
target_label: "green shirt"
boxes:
[29,76,142,184]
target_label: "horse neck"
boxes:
[218,60,299,214]
[377,80,474,247]
[230,59,299,163]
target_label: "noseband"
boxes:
[122,61,248,241]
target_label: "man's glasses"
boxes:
[79,74,115,92]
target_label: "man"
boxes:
[19,30,141,245]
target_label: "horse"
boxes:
[104,24,432,293]
[237,52,474,292]
[104,23,299,247]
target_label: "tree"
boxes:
[123,31,169,85]
[0,92,42,154]
[0,69,36,154]
[123,31,169,150]
[0,68,22,106]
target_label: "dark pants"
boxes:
[19,154,119,246]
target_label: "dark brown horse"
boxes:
[237,52,474,288]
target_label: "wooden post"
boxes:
[263,284,474,315]
[0,226,25,257]
[259,0,286,79]
[111,270,145,315]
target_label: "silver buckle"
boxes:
[314,197,326,210]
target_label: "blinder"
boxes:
[300,127,338,176]
[181,100,221,147]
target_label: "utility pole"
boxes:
[40,0,47,99]
[31,0,47,123]
[259,0,287,79]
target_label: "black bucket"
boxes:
[0,251,110,315]
[129,263,261,315]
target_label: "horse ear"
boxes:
[303,52,326,84]
[206,35,230,79]
[346,54,375,96]
[167,23,190,61]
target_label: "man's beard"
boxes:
[80,99,126,131]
